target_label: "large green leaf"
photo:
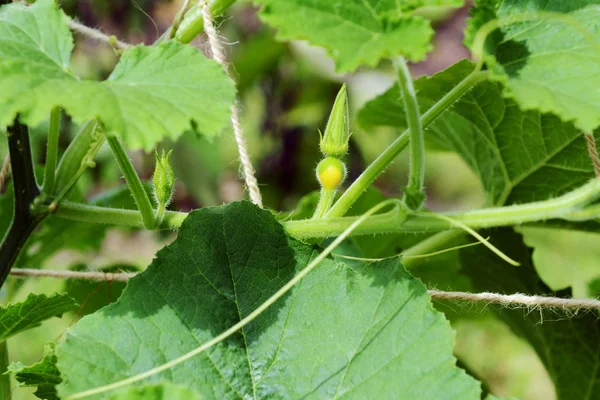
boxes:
[58,202,480,399]
[0,0,73,125]
[466,0,600,132]
[0,0,235,151]
[8,342,61,400]
[358,60,599,205]
[0,293,77,341]
[254,0,464,72]
[460,229,600,400]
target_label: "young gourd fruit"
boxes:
[316,157,346,190]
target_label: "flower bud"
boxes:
[320,84,350,157]
[153,149,175,207]
[316,157,346,190]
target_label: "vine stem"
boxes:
[65,200,398,400]
[51,201,186,230]
[324,69,490,219]
[106,136,155,230]
[287,179,600,239]
[393,56,425,210]
[312,188,336,218]
[168,0,191,39]
[154,202,167,227]
[41,107,60,195]
[50,179,600,238]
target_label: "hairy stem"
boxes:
[312,188,336,219]
[154,202,167,227]
[41,107,60,195]
[325,70,490,218]
[106,135,155,230]
[288,179,600,239]
[51,180,600,241]
[393,56,425,210]
[0,121,47,288]
[52,201,186,230]
[168,0,192,39]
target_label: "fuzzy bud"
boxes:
[320,84,350,157]
[153,149,174,207]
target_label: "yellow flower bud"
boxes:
[316,157,346,190]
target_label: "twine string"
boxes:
[201,2,263,208]
[11,268,600,310]
[585,133,600,178]
[0,155,11,194]
[67,20,131,49]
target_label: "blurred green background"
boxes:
[2,1,556,399]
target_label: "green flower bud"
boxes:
[153,149,175,207]
[320,84,350,157]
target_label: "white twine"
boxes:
[201,2,263,208]
[12,268,600,310]
[584,133,600,178]
[428,289,600,310]
[10,268,135,282]
[0,155,10,193]
[67,20,131,49]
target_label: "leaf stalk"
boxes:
[393,56,425,210]
[41,107,61,195]
[106,135,156,230]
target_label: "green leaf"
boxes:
[8,342,61,400]
[58,202,481,399]
[108,383,201,400]
[517,227,600,298]
[358,60,599,205]
[254,0,464,72]
[0,0,235,151]
[466,0,600,132]
[460,228,600,400]
[58,43,235,151]
[0,293,77,341]
[0,0,74,126]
